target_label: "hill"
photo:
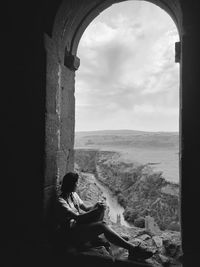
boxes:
[75,129,179,150]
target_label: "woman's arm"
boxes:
[74,192,95,212]
[57,199,101,223]
[79,202,96,212]
[77,205,104,223]
[79,198,106,212]
[58,196,105,224]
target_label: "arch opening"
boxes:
[74,0,181,258]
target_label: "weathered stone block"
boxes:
[61,90,75,118]
[43,184,57,223]
[45,114,59,150]
[44,153,57,187]
[46,53,60,114]
[57,149,70,180]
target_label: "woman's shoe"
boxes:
[128,244,154,261]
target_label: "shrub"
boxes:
[167,221,181,231]
[134,217,145,228]
[114,189,121,195]
[124,209,138,223]
[117,193,127,207]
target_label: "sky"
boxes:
[75,1,180,132]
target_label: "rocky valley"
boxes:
[75,149,180,231]
[74,148,182,266]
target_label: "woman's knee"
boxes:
[93,209,105,222]
[91,221,107,231]
[97,221,108,233]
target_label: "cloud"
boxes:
[75,1,179,131]
[80,21,116,47]
[134,104,179,115]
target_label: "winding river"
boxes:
[89,173,132,228]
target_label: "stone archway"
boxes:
[44,0,182,234]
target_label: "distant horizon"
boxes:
[75,128,179,133]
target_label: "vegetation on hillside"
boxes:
[74,149,180,231]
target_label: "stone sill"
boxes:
[65,248,153,267]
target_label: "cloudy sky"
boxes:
[75,1,179,132]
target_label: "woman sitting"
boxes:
[56,172,154,261]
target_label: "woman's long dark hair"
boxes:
[60,172,79,196]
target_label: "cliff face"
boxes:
[75,149,180,231]
[75,149,98,173]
